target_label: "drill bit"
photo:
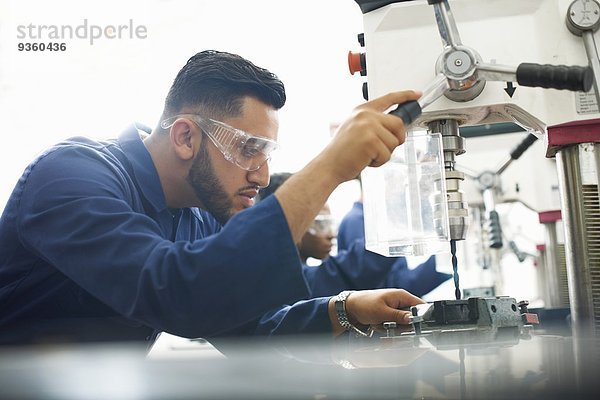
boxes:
[450,239,461,300]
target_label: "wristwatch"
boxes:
[334,290,370,337]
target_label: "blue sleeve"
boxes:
[207,298,332,348]
[337,202,365,252]
[301,239,400,297]
[253,297,332,336]
[384,256,452,297]
[16,148,310,338]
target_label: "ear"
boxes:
[169,119,201,162]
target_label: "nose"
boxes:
[247,161,270,188]
[324,233,335,246]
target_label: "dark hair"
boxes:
[162,50,286,121]
[258,172,293,201]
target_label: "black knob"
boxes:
[357,33,365,47]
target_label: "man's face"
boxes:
[187,97,279,224]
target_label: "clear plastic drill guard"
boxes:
[361,130,450,256]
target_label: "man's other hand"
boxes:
[328,288,426,336]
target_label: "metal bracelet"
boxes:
[334,291,371,337]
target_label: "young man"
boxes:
[0,50,423,345]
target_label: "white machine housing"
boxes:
[361,0,600,129]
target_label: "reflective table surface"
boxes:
[1,332,599,399]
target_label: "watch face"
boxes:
[569,0,600,29]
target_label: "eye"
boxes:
[239,137,265,158]
[240,145,259,158]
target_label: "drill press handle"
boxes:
[389,100,421,126]
[516,63,593,92]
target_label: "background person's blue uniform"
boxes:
[336,201,451,297]
[0,125,334,345]
[337,201,366,253]
[303,238,402,297]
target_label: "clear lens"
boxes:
[160,115,279,171]
[201,119,278,171]
[310,214,337,236]
[236,136,279,170]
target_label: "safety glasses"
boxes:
[160,114,279,171]
[308,213,337,236]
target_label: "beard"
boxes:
[187,140,234,225]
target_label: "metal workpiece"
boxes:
[381,297,539,350]
[555,142,600,340]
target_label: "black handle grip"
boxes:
[389,100,422,126]
[510,133,538,160]
[516,63,593,92]
[508,240,527,263]
[487,210,503,249]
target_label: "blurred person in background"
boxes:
[260,173,451,297]
[338,176,451,297]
